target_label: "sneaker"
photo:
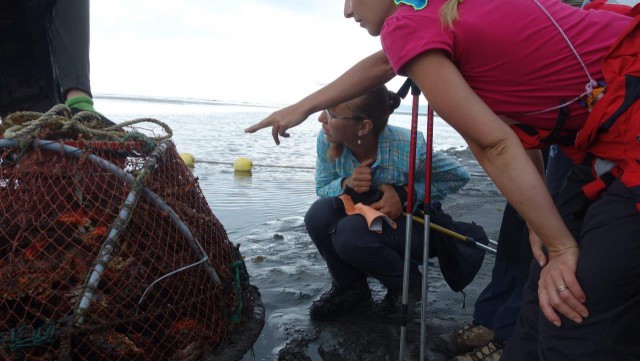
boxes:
[380,280,422,322]
[431,321,495,357]
[451,337,505,361]
[309,281,372,321]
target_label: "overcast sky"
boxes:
[90,1,396,106]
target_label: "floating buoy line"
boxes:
[179,154,316,170]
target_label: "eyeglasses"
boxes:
[323,109,363,122]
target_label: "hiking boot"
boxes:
[309,281,372,321]
[380,280,421,323]
[451,337,505,361]
[431,321,495,357]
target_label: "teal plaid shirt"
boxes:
[315,125,470,203]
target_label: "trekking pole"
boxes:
[406,214,497,254]
[398,78,419,361]
[420,104,434,361]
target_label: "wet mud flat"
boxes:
[242,148,506,361]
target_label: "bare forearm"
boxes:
[469,137,575,252]
[297,50,395,114]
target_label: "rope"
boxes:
[230,244,250,323]
[230,260,245,323]
[197,160,315,170]
[525,0,598,115]
[3,104,172,153]
[0,322,56,354]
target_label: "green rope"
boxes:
[231,260,244,323]
[0,322,56,354]
[230,242,253,323]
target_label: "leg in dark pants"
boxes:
[305,197,366,289]
[53,0,92,97]
[473,203,528,341]
[304,197,423,290]
[503,180,640,360]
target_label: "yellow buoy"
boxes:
[234,157,253,172]
[180,153,195,168]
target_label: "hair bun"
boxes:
[387,90,402,114]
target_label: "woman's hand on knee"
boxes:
[537,246,588,327]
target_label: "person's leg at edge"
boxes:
[304,197,367,289]
[439,204,526,359]
[304,197,372,320]
[331,213,423,292]
[504,180,640,360]
[53,0,91,98]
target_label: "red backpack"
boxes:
[510,4,640,211]
[572,11,640,210]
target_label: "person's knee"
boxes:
[304,197,336,236]
[332,216,371,260]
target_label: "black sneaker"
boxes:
[309,281,372,321]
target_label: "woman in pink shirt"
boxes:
[357,0,639,359]
[247,0,639,359]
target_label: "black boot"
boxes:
[309,280,372,321]
[380,278,422,323]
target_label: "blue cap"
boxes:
[394,0,428,10]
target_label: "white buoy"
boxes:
[234,157,253,172]
[180,153,195,168]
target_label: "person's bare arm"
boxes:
[245,50,395,144]
[524,148,549,266]
[404,50,588,326]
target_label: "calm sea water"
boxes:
[98,96,467,238]
[97,96,473,360]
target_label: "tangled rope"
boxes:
[2,104,173,152]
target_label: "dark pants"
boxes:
[473,203,528,341]
[304,197,424,291]
[473,146,573,341]
[0,0,91,119]
[53,0,92,97]
[0,0,61,118]
[503,171,640,360]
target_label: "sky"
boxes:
[90,1,400,106]
[90,0,640,106]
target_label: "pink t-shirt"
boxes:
[381,0,632,129]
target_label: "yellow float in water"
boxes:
[234,157,253,172]
[179,153,195,168]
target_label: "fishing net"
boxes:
[0,105,264,360]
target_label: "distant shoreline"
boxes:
[95,93,432,116]
[94,93,281,109]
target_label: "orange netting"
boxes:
[0,106,262,360]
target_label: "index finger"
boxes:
[244,118,272,134]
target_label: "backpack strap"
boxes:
[509,105,577,149]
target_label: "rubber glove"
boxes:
[65,95,115,126]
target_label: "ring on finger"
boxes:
[557,285,569,292]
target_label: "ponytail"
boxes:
[440,0,463,28]
[387,90,401,114]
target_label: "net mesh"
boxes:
[0,106,260,360]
